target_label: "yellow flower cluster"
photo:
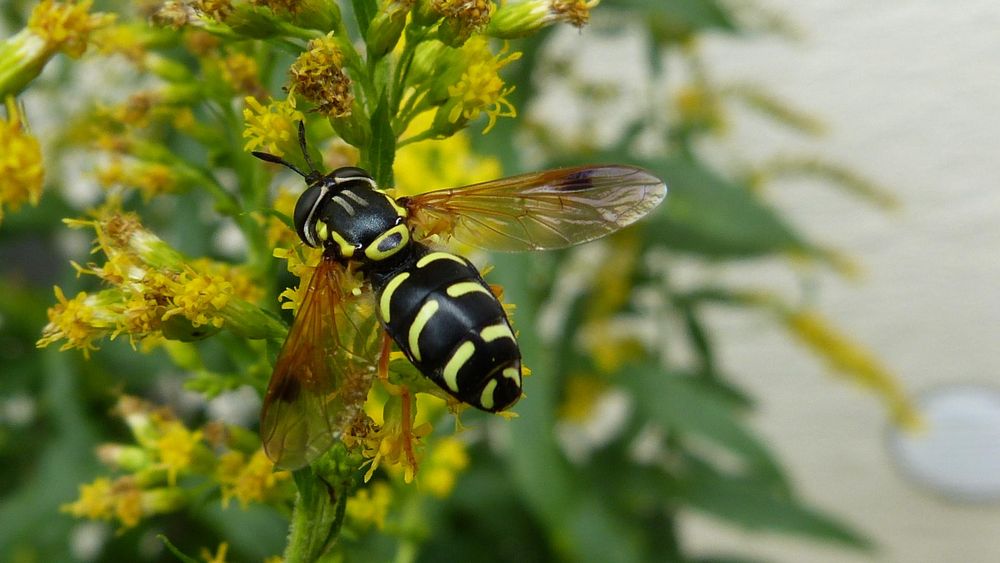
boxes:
[37,209,269,355]
[63,397,293,530]
[0,99,44,223]
[27,0,113,58]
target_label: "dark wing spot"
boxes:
[272,376,301,403]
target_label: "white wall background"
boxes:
[680,1,1000,561]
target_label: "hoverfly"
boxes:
[253,124,666,470]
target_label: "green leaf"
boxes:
[643,157,815,257]
[677,472,873,549]
[622,364,785,484]
[351,0,376,37]
[606,0,738,42]
[363,97,396,187]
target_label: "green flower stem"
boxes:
[284,445,357,562]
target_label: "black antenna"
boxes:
[251,150,309,178]
[298,121,319,176]
[251,121,323,184]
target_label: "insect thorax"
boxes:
[307,179,411,264]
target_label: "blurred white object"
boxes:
[889,386,1000,502]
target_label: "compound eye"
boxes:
[292,184,323,246]
[330,166,374,184]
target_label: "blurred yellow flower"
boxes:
[0,98,44,223]
[345,481,393,530]
[784,309,921,429]
[419,437,469,498]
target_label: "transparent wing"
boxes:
[260,258,379,470]
[401,165,666,252]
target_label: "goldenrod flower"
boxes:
[289,35,354,118]
[0,1,112,96]
[345,482,393,530]
[155,420,205,485]
[28,0,112,57]
[38,210,283,354]
[419,437,469,497]
[217,449,292,508]
[37,287,117,358]
[242,95,305,157]
[433,0,495,46]
[219,51,263,96]
[784,309,921,429]
[0,99,44,224]
[443,37,520,133]
[272,245,324,315]
[488,0,598,38]
[361,394,433,483]
[62,475,185,529]
[194,0,234,21]
[62,477,115,521]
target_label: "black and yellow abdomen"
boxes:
[372,243,522,412]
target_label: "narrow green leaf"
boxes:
[363,97,396,187]
[677,472,873,549]
[623,364,785,483]
[642,157,815,257]
[159,535,201,563]
[351,0,376,37]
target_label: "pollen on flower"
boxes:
[0,100,45,224]
[289,35,355,117]
[193,0,234,21]
[161,269,234,329]
[446,37,521,132]
[242,96,304,157]
[550,0,598,27]
[37,287,112,358]
[434,0,495,45]
[28,0,114,58]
